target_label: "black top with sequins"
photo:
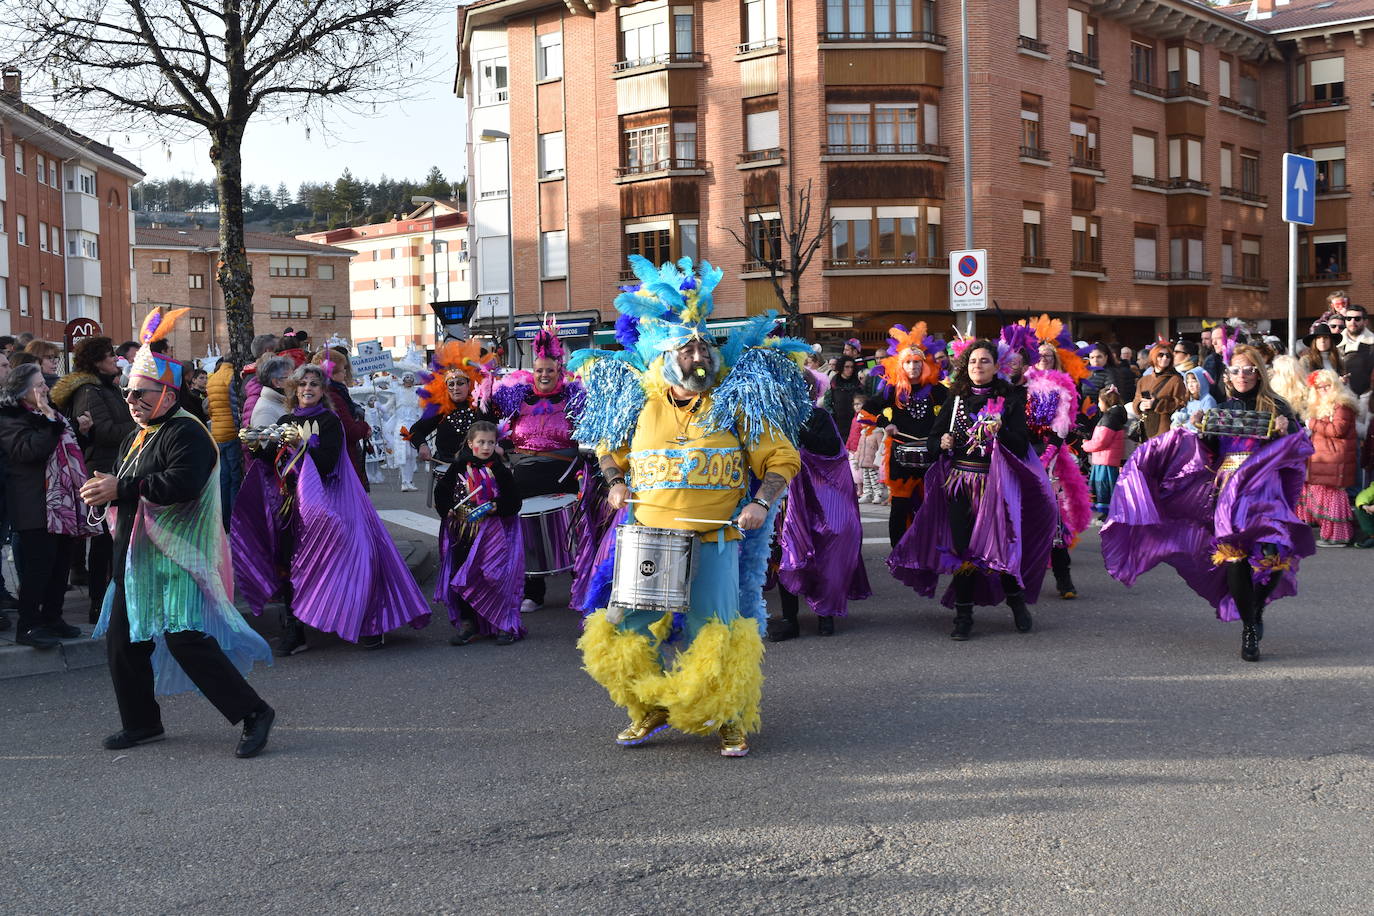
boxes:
[926,383,1029,465]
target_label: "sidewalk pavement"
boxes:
[0,536,435,681]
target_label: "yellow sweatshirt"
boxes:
[603,391,800,542]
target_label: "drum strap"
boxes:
[515,449,575,462]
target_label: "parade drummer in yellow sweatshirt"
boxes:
[572,256,809,758]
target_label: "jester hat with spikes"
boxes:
[129,306,190,390]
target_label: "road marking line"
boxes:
[377,509,440,537]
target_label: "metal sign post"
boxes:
[1282,153,1316,354]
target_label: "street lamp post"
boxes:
[478,128,515,361]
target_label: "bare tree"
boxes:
[722,179,835,337]
[8,0,436,366]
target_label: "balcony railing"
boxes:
[1219,97,1267,120]
[1069,155,1102,171]
[1163,271,1211,283]
[612,51,703,72]
[820,30,946,45]
[1299,272,1352,284]
[1222,275,1269,289]
[823,142,949,157]
[738,148,784,163]
[1289,96,1348,114]
[1132,175,1169,190]
[1165,178,1210,192]
[476,89,509,106]
[1164,83,1208,102]
[269,311,310,320]
[824,257,949,270]
[1130,79,1165,97]
[1220,186,1269,204]
[1019,145,1050,161]
[1021,255,1052,269]
[1071,260,1105,273]
[1067,50,1099,69]
[1017,35,1048,54]
[614,157,704,177]
[1133,270,1167,281]
[742,260,782,273]
[737,37,781,54]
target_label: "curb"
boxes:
[0,538,436,682]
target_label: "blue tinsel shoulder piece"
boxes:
[702,347,811,447]
[573,358,646,451]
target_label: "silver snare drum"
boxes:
[521,494,577,576]
[609,525,699,616]
[893,442,932,470]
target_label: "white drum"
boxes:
[521,493,577,576]
[609,525,699,616]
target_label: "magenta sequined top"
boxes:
[511,396,576,452]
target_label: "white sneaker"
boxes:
[520,599,543,614]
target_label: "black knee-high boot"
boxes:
[276,583,308,657]
[951,573,974,640]
[1225,561,1259,662]
[1051,547,1076,599]
[768,585,801,642]
[1003,573,1033,633]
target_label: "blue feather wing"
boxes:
[702,347,811,447]
[573,359,646,451]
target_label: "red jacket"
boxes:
[1307,404,1358,489]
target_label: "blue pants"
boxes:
[617,538,740,648]
[218,441,243,532]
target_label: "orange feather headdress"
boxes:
[417,339,496,418]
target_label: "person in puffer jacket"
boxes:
[855,407,887,504]
[1081,386,1126,522]
[206,360,243,530]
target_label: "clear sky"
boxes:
[30,16,467,191]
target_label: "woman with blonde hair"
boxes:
[1104,345,1314,663]
[1267,354,1309,421]
[1298,368,1358,546]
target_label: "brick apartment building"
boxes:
[454,0,1374,349]
[0,69,143,347]
[133,228,353,360]
[298,199,473,354]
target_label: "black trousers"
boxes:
[105,583,265,730]
[947,483,1021,607]
[1225,553,1280,626]
[87,530,114,608]
[16,530,74,633]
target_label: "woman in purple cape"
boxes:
[1102,344,1314,662]
[768,387,872,641]
[888,341,1056,640]
[231,363,431,655]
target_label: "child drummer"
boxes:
[436,421,526,645]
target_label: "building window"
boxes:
[320,305,336,320]
[1169,231,1204,276]
[48,160,56,187]
[1303,232,1346,278]
[826,99,939,154]
[747,213,783,268]
[674,6,695,54]
[151,258,171,274]
[269,296,310,319]
[18,286,28,316]
[1166,43,1201,91]
[1133,225,1158,276]
[35,154,45,185]
[41,290,50,319]
[1066,8,1097,67]
[476,56,509,105]
[1020,94,1044,158]
[67,167,96,195]
[1070,113,1099,167]
[1309,56,1345,103]
[37,221,48,252]
[1239,150,1260,194]
[876,207,919,264]
[69,233,98,259]
[0,284,8,311]
[190,316,206,332]
[539,131,566,178]
[53,293,62,322]
[1018,0,1037,40]
[371,250,380,261]
[189,274,205,289]
[624,124,669,172]
[1241,237,1261,280]
[1218,55,1232,99]
[679,220,699,262]
[1072,215,1101,269]
[626,225,672,267]
[373,279,381,290]
[16,214,26,245]
[1167,136,1202,181]
[831,216,872,264]
[541,230,568,278]
[1022,205,1044,266]
[13,143,22,174]
[1238,65,1260,111]
[618,2,695,67]
[269,255,308,277]
[745,103,780,153]
[50,225,59,254]
[1131,38,1155,87]
[318,263,334,280]
[743,0,778,48]
[537,32,563,80]
[1312,146,1346,192]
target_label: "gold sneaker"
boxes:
[718,722,750,757]
[615,707,669,746]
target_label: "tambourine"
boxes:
[1197,408,1276,439]
[239,424,303,452]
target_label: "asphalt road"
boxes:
[3,478,1372,915]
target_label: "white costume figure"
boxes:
[363,396,390,485]
[386,373,422,491]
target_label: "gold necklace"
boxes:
[670,393,702,446]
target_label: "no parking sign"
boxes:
[949,249,988,312]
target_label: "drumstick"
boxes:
[674,516,741,528]
[889,430,922,441]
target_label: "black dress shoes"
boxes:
[817,616,835,637]
[236,705,276,758]
[766,616,800,642]
[102,726,166,750]
[50,621,82,639]
[16,628,62,650]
